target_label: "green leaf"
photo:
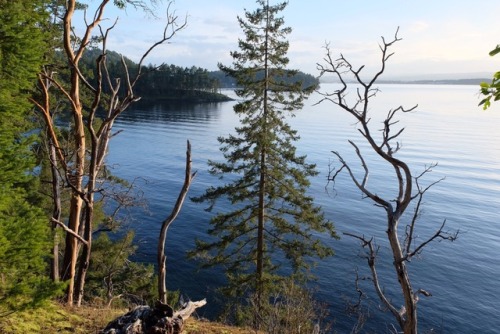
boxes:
[489,45,500,56]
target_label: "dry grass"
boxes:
[0,302,258,334]
[185,318,260,334]
[0,302,123,334]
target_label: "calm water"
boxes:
[107,84,500,333]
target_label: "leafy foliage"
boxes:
[479,44,500,109]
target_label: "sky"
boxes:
[76,0,500,79]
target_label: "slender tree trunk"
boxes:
[60,0,86,305]
[48,138,60,282]
[388,217,417,334]
[60,80,85,306]
[255,0,271,310]
[62,185,83,305]
[74,119,101,306]
[158,141,195,305]
[75,195,93,306]
[256,149,266,307]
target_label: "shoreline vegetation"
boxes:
[151,77,487,104]
[80,49,320,104]
[142,89,234,103]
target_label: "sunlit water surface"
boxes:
[107,84,500,333]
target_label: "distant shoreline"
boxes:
[138,90,234,104]
[320,78,489,86]
[378,78,489,85]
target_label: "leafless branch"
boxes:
[343,232,401,323]
[403,220,459,262]
[132,2,188,87]
[51,218,88,245]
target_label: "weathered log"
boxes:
[100,299,207,334]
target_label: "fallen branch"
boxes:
[100,299,207,334]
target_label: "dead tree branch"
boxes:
[158,140,197,305]
[318,28,458,334]
[51,218,88,245]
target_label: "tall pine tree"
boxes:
[0,0,60,311]
[191,0,336,317]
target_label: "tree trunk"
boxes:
[158,141,195,304]
[255,3,270,309]
[256,149,265,308]
[62,188,83,305]
[388,217,417,334]
[48,138,61,282]
[75,198,93,306]
[60,79,85,305]
[60,0,86,306]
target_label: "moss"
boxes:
[0,301,123,334]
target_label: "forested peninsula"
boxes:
[79,49,318,103]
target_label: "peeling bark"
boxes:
[35,0,187,306]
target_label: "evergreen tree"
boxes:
[0,0,61,311]
[191,0,336,318]
[85,232,157,307]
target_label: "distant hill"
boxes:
[379,78,490,85]
[80,49,232,103]
[210,70,319,89]
[320,73,491,86]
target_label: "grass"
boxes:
[0,302,258,334]
[185,318,260,334]
[0,302,123,333]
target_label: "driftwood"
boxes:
[100,299,207,334]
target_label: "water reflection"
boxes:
[117,100,225,124]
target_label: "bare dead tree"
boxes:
[157,140,197,305]
[32,0,187,306]
[99,141,204,333]
[316,29,458,334]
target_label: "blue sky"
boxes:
[77,0,500,79]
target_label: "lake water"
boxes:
[107,84,500,333]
